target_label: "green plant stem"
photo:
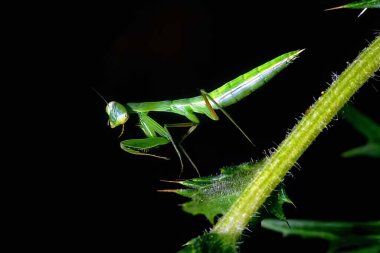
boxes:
[212,36,380,241]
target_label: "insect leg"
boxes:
[120,137,170,160]
[165,123,200,176]
[200,89,255,147]
[162,125,185,174]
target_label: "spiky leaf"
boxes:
[178,233,237,253]
[169,161,292,224]
[264,187,294,221]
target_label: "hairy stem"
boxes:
[212,36,380,241]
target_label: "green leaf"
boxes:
[341,105,380,158]
[262,219,380,253]
[265,188,294,222]
[178,233,237,253]
[168,161,293,224]
[326,0,380,10]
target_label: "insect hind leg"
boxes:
[200,89,255,147]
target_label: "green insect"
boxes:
[104,50,303,175]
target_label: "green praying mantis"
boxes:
[103,50,303,175]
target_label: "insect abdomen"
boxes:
[209,50,302,108]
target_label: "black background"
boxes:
[72,1,379,252]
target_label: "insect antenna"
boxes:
[91,86,109,104]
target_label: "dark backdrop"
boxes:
[74,1,379,252]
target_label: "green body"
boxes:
[126,50,301,123]
[106,50,302,163]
